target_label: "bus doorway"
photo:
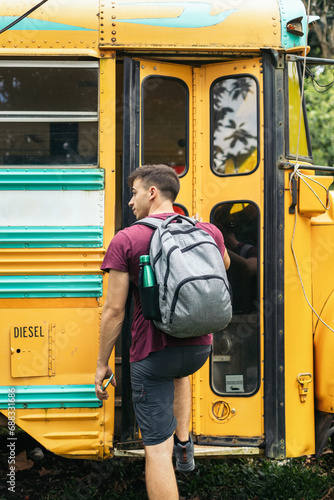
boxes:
[119,57,264,453]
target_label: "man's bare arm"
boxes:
[223,249,230,270]
[95,269,129,400]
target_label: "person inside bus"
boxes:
[94,164,230,500]
[214,202,257,314]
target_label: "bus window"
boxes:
[287,62,311,160]
[211,76,258,176]
[173,203,188,216]
[142,76,188,175]
[0,61,98,165]
[211,201,260,395]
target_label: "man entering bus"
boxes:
[94,164,230,500]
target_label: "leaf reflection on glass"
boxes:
[212,76,258,175]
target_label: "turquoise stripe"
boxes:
[0,17,98,32]
[0,275,102,298]
[117,3,236,28]
[0,169,104,190]
[0,385,101,409]
[277,0,307,49]
[0,226,103,248]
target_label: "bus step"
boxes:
[113,445,262,458]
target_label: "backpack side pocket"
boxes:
[139,284,161,322]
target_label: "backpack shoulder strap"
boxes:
[133,214,198,231]
[132,217,164,230]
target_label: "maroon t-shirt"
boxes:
[101,213,226,362]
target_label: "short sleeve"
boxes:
[101,231,132,273]
[197,222,226,259]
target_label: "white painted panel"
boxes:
[0,191,104,226]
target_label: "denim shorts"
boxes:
[130,345,211,446]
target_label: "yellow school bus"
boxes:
[0,0,333,461]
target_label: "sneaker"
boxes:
[173,436,195,472]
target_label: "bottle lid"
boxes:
[139,255,150,263]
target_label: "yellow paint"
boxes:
[1,307,114,458]
[100,53,117,249]
[137,59,194,212]
[10,324,50,378]
[2,407,106,459]
[111,0,280,50]
[311,196,334,414]
[1,0,99,30]
[1,0,282,54]
[314,298,334,413]
[0,0,327,460]
[0,0,99,54]
[192,362,263,439]
[298,175,332,218]
[189,59,264,444]
[284,183,315,457]
[0,249,104,275]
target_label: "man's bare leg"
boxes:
[145,435,178,500]
[174,376,191,441]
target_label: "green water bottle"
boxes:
[139,255,161,321]
[139,255,157,287]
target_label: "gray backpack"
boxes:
[135,214,232,338]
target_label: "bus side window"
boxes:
[287,61,311,160]
[142,76,188,176]
[0,62,98,166]
[210,201,260,395]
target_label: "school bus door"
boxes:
[122,57,264,453]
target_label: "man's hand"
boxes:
[95,364,117,401]
[192,213,203,222]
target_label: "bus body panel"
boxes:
[312,200,334,414]
[0,0,333,461]
[0,0,310,54]
[284,189,315,456]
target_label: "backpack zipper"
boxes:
[162,244,178,299]
[181,240,221,254]
[169,275,229,324]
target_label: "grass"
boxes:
[177,456,334,500]
[0,427,333,500]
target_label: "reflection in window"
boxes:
[0,122,98,166]
[142,76,187,175]
[0,62,98,166]
[288,62,310,159]
[211,76,258,175]
[211,201,259,395]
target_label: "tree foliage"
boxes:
[300,2,334,167]
[302,0,334,58]
[304,67,334,166]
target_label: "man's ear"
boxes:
[149,185,158,199]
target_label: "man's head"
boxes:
[128,164,180,220]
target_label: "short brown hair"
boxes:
[128,164,180,202]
